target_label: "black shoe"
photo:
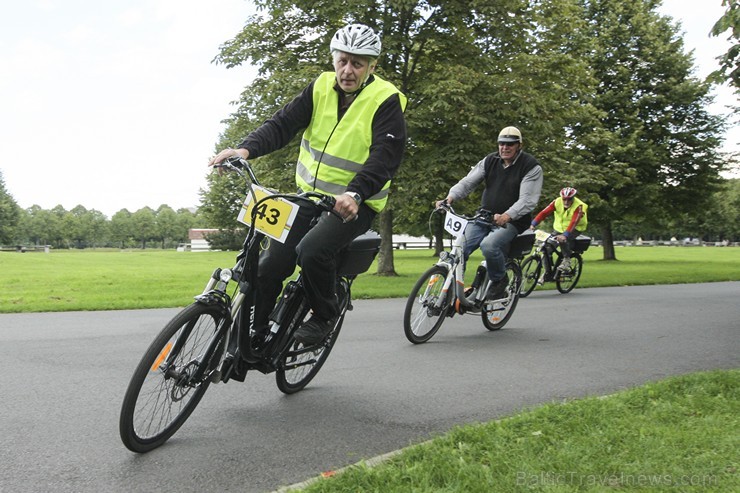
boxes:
[486,276,509,300]
[249,323,270,349]
[294,315,336,346]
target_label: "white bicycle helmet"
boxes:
[330,24,382,57]
[560,187,577,199]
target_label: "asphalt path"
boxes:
[1,282,738,492]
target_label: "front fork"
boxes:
[182,267,246,383]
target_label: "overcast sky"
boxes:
[1,0,737,218]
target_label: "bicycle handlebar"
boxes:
[434,201,493,223]
[214,155,342,221]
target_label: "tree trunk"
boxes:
[376,207,397,276]
[434,221,444,256]
[601,222,618,260]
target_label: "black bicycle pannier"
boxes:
[574,235,591,253]
[508,230,536,259]
[337,230,382,276]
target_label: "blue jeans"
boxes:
[462,219,519,282]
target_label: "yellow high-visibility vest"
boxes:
[296,72,406,212]
[554,196,588,232]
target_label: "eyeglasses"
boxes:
[498,142,519,147]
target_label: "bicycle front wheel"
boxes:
[119,303,225,453]
[482,260,521,331]
[403,265,452,344]
[519,255,541,298]
[556,255,583,294]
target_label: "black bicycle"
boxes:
[519,230,591,297]
[119,156,380,453]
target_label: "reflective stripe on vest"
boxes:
[553,196,588,232]
[296,72,406,212]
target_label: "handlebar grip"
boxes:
[320,194,337,210]
[294,191,337,214]
[224,155,246,168]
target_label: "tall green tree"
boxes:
[131,207,157,249]
[48,205,71,248]
[206,0,597,273]
[573,0,726,259]
[0,170,20,245]
[204,0,727,266]
[62,205,108,248]
[110,209,134,249]
[710,0,740,95]
[19,205,62,247]
[696,178,740,241]
[154,205,180,249]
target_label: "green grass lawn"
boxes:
[1,246,738,313]
[294,369,739,493]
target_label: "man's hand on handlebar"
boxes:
[493,212,511,227]
[334,193,359,223]
[435,197,452,210]
[208,148,250,174]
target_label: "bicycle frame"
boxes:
[537,232,561,277]
[437,232,488,312]
[176,158,336,383]
[433,206,512,313]
[119,156,380,453]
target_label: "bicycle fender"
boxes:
[194,290,232,317]
[434,261,452,272]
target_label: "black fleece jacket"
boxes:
[237,74,406,202]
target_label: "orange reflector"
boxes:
[321,471,337,478]
[151,342,173,371]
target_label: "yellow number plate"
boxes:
[237,185,300,244]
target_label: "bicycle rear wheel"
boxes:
[482,260,521,330]
[556,255,582,294]
[276,282,348,394]
[519,255,541,298]
[403,265,451,344]
[119,303,225,453]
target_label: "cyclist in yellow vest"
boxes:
[530,187,588,271]
[209,24,407,345]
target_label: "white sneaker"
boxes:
[557,258,571,271]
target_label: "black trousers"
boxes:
[554,229,581,258]
[253,203,376,331]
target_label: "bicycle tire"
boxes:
[119,303,225,453]
[481,260,521,330]
[556,254,583,294]
[403,265,452,344]
[519,255,541,298]
[275,282,348,394]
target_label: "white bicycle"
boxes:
[403,203,535,344]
